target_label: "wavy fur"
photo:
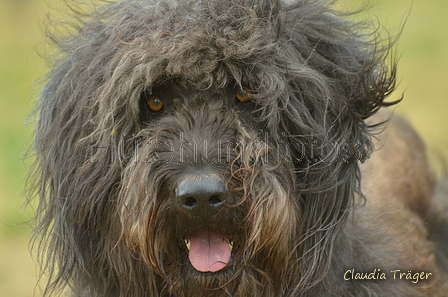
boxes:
[28,0,448,296]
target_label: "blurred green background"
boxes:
[0,0,447,296]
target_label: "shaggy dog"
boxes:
[29,0,448,296]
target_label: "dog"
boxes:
[29,0,448,296]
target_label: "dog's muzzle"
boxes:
[175,174,233,273]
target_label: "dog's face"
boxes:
[121,82,300,284]
[111,76,305,295]
[31,0,396,295]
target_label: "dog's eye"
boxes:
[236,87,252,102]
[147,95,164,112]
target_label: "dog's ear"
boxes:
[30,38,134,293]
[281,1,397,120]
[274,1,398,163]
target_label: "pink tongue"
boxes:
[188,228,231,272]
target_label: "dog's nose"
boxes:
[175,175,227,217]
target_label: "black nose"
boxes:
[176,175,227,217]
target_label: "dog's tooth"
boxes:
[229,241,233,251]
[185,239,190,251]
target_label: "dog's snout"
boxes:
[176,175,227,217]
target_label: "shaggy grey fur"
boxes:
[28,0,448,296]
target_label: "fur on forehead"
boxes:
[58,0,370,97]
[73,0,282,91]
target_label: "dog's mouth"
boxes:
[184,227,233,273]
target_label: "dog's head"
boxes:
[30,0,397,295]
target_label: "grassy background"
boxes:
[0,0,447,296]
